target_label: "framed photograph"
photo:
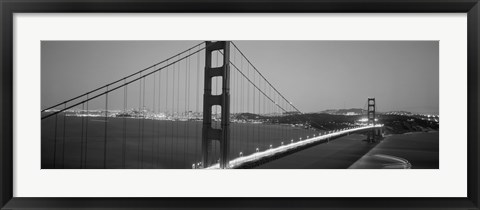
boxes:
[1,0,479,209]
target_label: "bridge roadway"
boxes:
[206,124,384,169]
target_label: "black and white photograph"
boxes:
[41,40,439,169]
[3,0,478,209]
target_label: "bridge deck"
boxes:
[206,124,383,169]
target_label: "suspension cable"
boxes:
[42,42,206,113]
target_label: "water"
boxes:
[41,115,320,169]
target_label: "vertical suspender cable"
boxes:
[195,47,200,166]
[104,86,109,169]
[233,60,236,158]
[231,62,234,159]
[183,53,187,168]
[262,78,265,149]
[257,72,263,150]
[157,66,162,168]
[184,53,188,168]
[172,58,176,168]
[186,50,191,168]
[234,49,238,157]
[80,102,84,168]
[62,103,66,168]
[85,94,89,168]
[177,57,181,168]
[140,76,147,168]
[53,114,58,168]
[242,56,245,155]
[153,67,157,168]
[247,63,251,155]
[166,61,170,168]
[268,86,271,148]
[137,73,142,168]
[123,80,127,169]
[253,65,256,152]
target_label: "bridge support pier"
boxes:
[367,127,383,142]
[365,98,384,142]
[375,127,383,137]
[367,98,377,143]
[202,41,231,169]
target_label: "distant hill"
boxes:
[317,108,365,115]
[232,111,438,134]
[383,110,413,115]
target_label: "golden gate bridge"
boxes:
[41,41,383,169]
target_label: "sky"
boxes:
[41,41,439,114]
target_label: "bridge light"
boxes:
[239,152,243,157]
[291,139,294,143]
[256,148,259,152]
[270,144,273,148]
[299,137,302,140]
[307,136,309,138]
[281,142,284,145]
[192,164,196,169]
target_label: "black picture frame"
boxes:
[1,0,479,209]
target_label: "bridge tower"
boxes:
[202,41,231,169]
[367,98,376,143]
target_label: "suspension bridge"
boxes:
[41,41,383,169]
